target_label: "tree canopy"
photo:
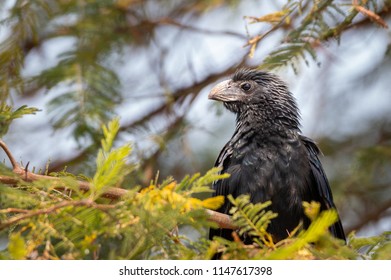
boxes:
[1,0,391,259]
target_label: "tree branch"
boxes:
[46,61,248,174]
[159,17,247,40]
[0,139,128,199]
[120,61,247,131]
[0,199,115,230]
[345,199,391,234]
[0,139,19,169]
[0,140,236,230]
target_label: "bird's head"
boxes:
[208,68,300,130]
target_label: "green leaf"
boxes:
[267,208,339,259]
[228,195,277,245]
[0,104,40,136]
[101,116,121,153]
[91,117,132,197]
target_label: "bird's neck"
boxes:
[234,107,300,141]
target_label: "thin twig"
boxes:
[159,17,247,40]
[352,0,389,29]
[0,199,96,230]
[0,139,19,169]
[0,208,30,214]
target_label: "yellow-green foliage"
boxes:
[210,198,390,260]
[92,118,132,196]
[0,118,226,259]
[0,118,390,260]
[0,105,39,137]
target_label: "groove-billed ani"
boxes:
[208,68,345,243]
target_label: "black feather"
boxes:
[208,68,345,243]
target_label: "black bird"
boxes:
[208,68,345,243]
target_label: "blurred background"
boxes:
[1,0,391,239]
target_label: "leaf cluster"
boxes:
[0,118,225,259]
[0,105,39,137]
[0,1,130,142]
[228,195,277,247]
[246,0,390,71]
[1,0,391,260]
[1,117,390,259]
[211,198,390,260]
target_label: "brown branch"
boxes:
[0,172,128,200]
[345,199,391,234]
[0,139,128,200]
[206,209,236,230]
[0,208,30,214]
[246,2,391,58]
[0,139,19,169]
[0,140,236,230]
[353,0,389,29]
[159,17,247,40]
[120,62,247,131]
[47,62,249,174]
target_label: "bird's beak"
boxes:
[208,80,238,102]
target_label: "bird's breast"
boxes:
[225,138,309,204]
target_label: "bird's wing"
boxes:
[209,141,234,241]
[300,135,346,241]
[212,141,235,199]
[214,140,232,169]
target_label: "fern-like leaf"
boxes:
[228,195,277,246]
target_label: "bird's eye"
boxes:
[241,83,251,91]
